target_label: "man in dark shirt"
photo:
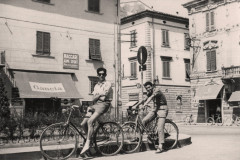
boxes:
[133,81,168,153]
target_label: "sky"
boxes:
[121,0,191,18]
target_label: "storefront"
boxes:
[194,83,224,123]
[10,70,82,115]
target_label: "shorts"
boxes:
[86,101,110,116]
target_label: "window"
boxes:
[33,0,50,3]
[161,56,172,78]
[130,30,137,48]
[88,0,100,13]
[89,76,98,93]
[206,11,215,32]
[184,59,190,80]
[89,38,101,60]
[162,29,169,47]
[130,61,137,78]
[184,33,190,50]
[129,93,139,101]
[36,31,50,55]
[206,50,216,71]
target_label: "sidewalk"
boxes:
[0,133,191,160]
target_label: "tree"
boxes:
[0,77,10,118]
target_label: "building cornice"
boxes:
[121,10,189,25]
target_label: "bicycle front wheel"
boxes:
[40,122,78,160]
[122,122,142,153]
[163,119,179,150]
[94,122,124,156]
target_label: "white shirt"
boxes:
[92,80,113,101]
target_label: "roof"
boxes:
[121,10,189,25]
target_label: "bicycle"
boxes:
[226,114,240,126]
[183,114,195,125]
[207,114,222,126]
[39,105,124,160]
[122,105,179,154]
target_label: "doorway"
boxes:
[206,99,221,121]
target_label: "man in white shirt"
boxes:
[80,67,113,155]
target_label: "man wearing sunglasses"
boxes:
[80,67,113,155]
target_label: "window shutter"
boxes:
[133,62,137,77]
[162,30,166,45]
[166,30,169,46]
[89,39,95,58]
[36,31,43,53]
[206,12,209,32]
[210,11,215,30]
[94,39,101,60]
[43,32,50,54]
[185,62,190,79]
[166,61,170,77]
[211,50,216,71]
[206,51,211,71]
[184,33,190,49]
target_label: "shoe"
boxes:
[155,147,163,153]
[80,144,90,155]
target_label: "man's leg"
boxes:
[142,111,156,127]
[80,111,102,154]
[156,108,168,153]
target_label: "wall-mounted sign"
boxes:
[29,82,65,93]
[63,53,79,70]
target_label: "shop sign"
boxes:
[29,82,65,93]
[63,53,79,70]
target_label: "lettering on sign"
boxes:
[63,53,79,69]
[29,82,65,93]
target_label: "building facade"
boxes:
[121,10,191,121]
[183,0,240,123]
[0,0,119,115]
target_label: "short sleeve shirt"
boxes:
[92,80,113,101]
[147,88,167,110]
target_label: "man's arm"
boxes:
[133,96,148,109]
[98,82,112,101]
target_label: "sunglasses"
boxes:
[98,73,106,76]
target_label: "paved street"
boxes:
[71,125,240,160]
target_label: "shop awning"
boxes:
[195,84,223,100]
[228,91,240,102]
[13,70,82,99]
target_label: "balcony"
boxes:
[222,66,240,79]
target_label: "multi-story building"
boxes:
[0,0,119,115]
[183,0,240,123]
[121,10,190,121]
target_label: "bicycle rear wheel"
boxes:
[207,117,214,125]
[40,122,78,160]
[122,122,142,153]
[163,119,179,150]
[94,122,124,156]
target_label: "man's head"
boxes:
[144,81,154,94]
[97,67,107,82]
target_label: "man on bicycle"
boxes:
[80,67,113,155]
[133,81,168,153]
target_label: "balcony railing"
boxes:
[222,66,240,79]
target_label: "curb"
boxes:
[0,134,191,160]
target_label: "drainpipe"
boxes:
[151,16,155,83]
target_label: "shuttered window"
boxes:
[129,93,139,101]
[206,50,216,71]
[88,0,100,13]
[89,38,102,60]
[36,31,50,55]
[130,30,137,48]
[130,61,137,78]
[184,59,190,80]
[206,11,215,32]
[162,30,169,47]
[184,33,190,50]
[89,76,98,93]
[161,56,172,78]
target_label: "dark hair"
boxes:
[144,81,153,87]
[97,67,107,75]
